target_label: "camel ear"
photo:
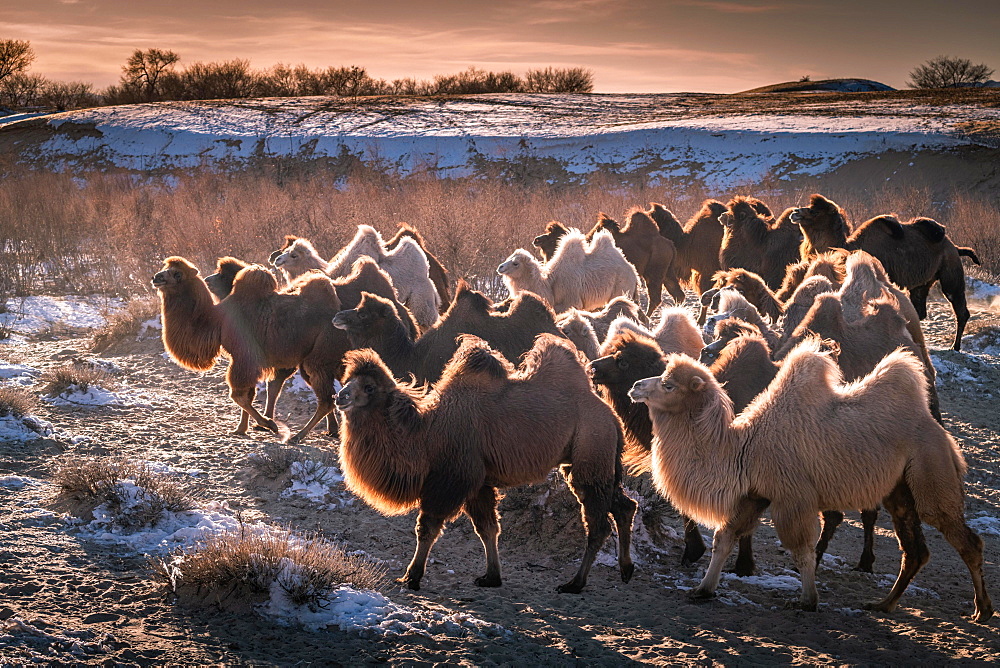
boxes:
[689,375,706,392]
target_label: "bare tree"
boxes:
[908,55,994,89]
[0,39,35,83]
[121,48,180,100]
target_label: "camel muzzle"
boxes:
[790,208,806,223]
[331,311,354,330]
[151,274,167,288]
[627,379,655,403]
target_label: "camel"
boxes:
[152,257,345,443]
[629,339,993,621]
[332,282,562,384]
[499,229,640,313]
[719,196,802,291]
[790,194,980,350]
[272,226,440,330]
[336,334,637,593]
[557,297,649,344]
[557,309,600,359]
[647,200,727,295]
[603,307,705,360]
[385,222,451,313]
[203,254,418,430]
[701,290,781,353]
[533,212,685,314]
[588,329,750,570]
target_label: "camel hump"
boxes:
[957,246,981,265]
[910,217,947,243]
[216,256,248,273]
[295,273,341,309]
[553,229,588,260]
[870,215,905,239]
[774,336,840,390]
[445,335,513,381]
[588,228,618,253]
[231,265,279,296]
[450,281,492,314]
[509,291,556,321]
[521,333,585,377]
[625,209,659,235]
[543,220,569,235]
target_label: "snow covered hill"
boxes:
[2,93,999,189]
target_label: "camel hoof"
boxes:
[730,562,755,577]
[259,419,280,434]
[688,587,716,601]
[620,562,635,584]
[474,575,502,588]
[863,600,894,614]
[556,581,585,594]
[230,430,250,437]
[971,607,994,623]
[396,576,420,591]
[680,547,706,567]
[252,424,272,432]
[853,564,875,574]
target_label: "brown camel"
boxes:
[790,194,980,350]
[630,340,992,620]
[719,196,802,291]
[385,222,451,313]
[336,334,637,593]
[153,257,346,443]
[333,282,562,384]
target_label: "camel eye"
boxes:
[661,380,675,392]
[290,253,297,259]
[173,271,181,280]
[359,311,369,320]
[364,384,374,394]
[618,358,629,370]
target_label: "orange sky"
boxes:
[5,0,998,93]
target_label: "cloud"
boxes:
[672,0,786,13]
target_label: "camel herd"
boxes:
[152,193,991,622]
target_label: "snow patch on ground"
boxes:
[0,414,55,441]
[0,475,40,489]
[967,278,1000,307]
[0,362,40,385]
[1,295,124,336]
[261,564,506,637]
[968,513,1000,537]
[281,460,352,507]
[44,383,159,408]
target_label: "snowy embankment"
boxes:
[5,94,997,188]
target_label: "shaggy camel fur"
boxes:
[204,255,417,431]
[336,335,637,593]
[647,200,726,295]
[790,194,980,350]
[273,226,440,330]
[602,307,705,360]
[531,213,683,313]
[698,318,764,367]
[558,296,649,343]
[777,291,942,423]
[557,310,600,359]
[588,329,747,570]
[702,290,781,353]
[152,257,345,442]
[333,282,562,384]
[500,229,640,313]
[719,197,802,291]
[385,222,451,312]
[629,340,993,620]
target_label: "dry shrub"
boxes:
[154,523,387,611]
[40,362,115,397]
[0,386,37,418]
[91,296,160,351]
[244,444,300,479]
[52,456,197,530]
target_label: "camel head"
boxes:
[701,288,747,338]
[628,354,715,414]
[204,256,249,300]
[721,196,766,230]
[271,237,318,274]
[532,221,569,261]
[152,256,201,291]
[709,269,767,301]
[332,292,399,338]
[789,194,845,230]
[337,349,399,413]
[588,329,663,387]
[497,249,537,278]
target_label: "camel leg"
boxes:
[663,271,687,308]
[646,273,665,316]
[399,510,447,591]
[731,535,755,577]
[263,367,295,419]
[681,515,706,566]
[288,373,336,443]
[234,387,253,435]
[464,486,503,588]
[920,501,994,622]
[867,481,928,614]
[855,508,878,573]
[611,488,637,584]
[815,510,843,567]
[940,275,970,351]
[692,496,766,599]
[771,503,820,611]
[908,283,931,320]
[559,476,614,594]
[230,385,278,434]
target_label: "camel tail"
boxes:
[958,246,981,265]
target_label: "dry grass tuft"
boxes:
[52,456,198,530]
[154,523,387,611]
[244,445,300,480]
[91,297,161,351]
[40,363,116,397]
[0,386,37,418]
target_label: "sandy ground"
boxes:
[1,295,999,666]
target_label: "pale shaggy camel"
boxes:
[273,226,440,330]
[336,334,637,593]
[603,307,704,359]
[498,228,640,313]
[629,339,992,621]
